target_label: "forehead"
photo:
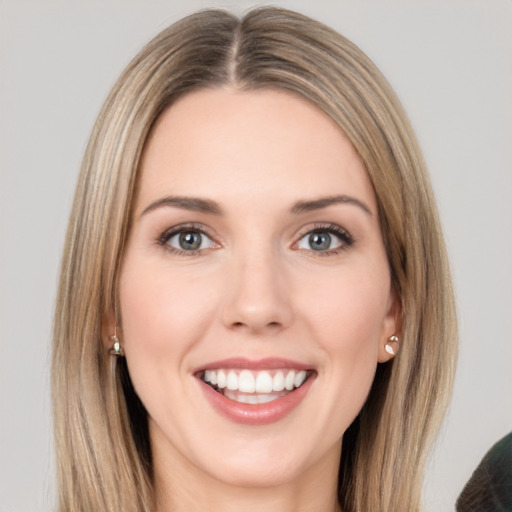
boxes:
[136,88,376,214]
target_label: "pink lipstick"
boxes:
[194,358,316,425]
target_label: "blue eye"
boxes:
[163,229,217,253]
[296,226,353,253]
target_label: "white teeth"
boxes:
[226,371,238,390]
[294,370,307,388]
[202,368,310,395]
[255,371,273,393]
[223,389,282,404]
[217,370,227,388]
[238,370,255,393]
[284,370,295,391]
[257,394,278,404]
[236,393,249,404]
[272,371,285,391]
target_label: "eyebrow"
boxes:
[141,196,223,217]
[291,195,373,216]
[140,193,372,218]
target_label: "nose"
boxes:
[220,249,293,335]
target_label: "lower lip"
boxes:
[198,376,315,426]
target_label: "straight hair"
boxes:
[52,7,457,512]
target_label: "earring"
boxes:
[108,326,124,356]
[385,335,399,356]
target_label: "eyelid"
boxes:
[156,222,353,256]
[157,222,221,254]
[291,223,355,254]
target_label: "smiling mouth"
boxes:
[198,368,314,404]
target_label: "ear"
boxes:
[378,290,402,363]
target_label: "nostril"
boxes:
[229,320,282,332]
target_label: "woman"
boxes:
[52,7,457,512]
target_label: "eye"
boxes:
[295,225,354,254]
[160,227,218,254]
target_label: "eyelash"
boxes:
[157,223,218,256]
[294,223,355,256]
[156,222,355,256]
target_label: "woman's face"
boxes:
[117,88,398,488]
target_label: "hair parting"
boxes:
[52,8,457,512]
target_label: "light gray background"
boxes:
[1,1,511,511]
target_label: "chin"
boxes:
[206,459,303,489]
[196,437,327,489]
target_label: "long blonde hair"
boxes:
[52,7,457,512]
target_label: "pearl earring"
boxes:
[108,326,124,356]
[385,335,399,356]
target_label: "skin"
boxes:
[113,88,399,512]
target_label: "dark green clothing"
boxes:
[456,431,512,512]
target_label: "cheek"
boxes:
[118,257,222,427]
[300,264,390,352]
[295,260,391,418]
[118,258,218,362]
[303,274,389,434]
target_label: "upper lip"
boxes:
[193,357,313,374]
